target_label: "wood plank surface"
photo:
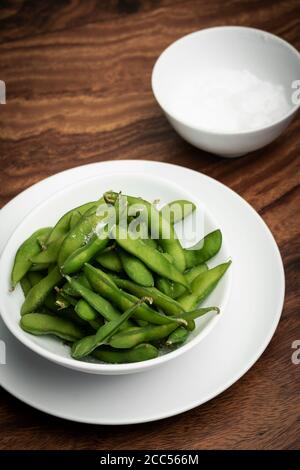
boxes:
[0,0,299,450]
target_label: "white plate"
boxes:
[0,160,284,424]
[0,172,231,374]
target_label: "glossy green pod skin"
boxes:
[21,266,62,316]
[31,237,66,265]
[96,250,122,272]
[105,191,186,272]
[166,326,189,346]
[111,225,189,290]
[157,263,208,299]
[84,264,187,327]
[118,249,154,287]
[93,343,159,364]
[20,313,85,342]
[113,277,185,316]
[62,273,91,297]
[64,276,126,324]
[184,230,222,268]
[75,299,98,321]
[11,227,52,288]
[178,261,231,311]
[71,299,145,359]
[57,198,108,266]
[109,307,219,349]
[60,233,108,275]
[47,201,96,244]
[161,199,196,224]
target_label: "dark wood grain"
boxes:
[0,0,300,450]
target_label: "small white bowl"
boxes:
[0,172,231,375]
[152,26,300,157]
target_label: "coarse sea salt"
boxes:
[171,69,291,132]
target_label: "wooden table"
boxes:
[0,0,299,450]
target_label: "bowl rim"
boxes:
[0,171,232,374]
[151,25,300,136]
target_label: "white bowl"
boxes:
[0,172,231,375]
[152,26,300,157]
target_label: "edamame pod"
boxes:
[75,299,98,321]
[61,232,108,275]
[84,264,187,327]
[65,275,126,324]
[47,201,96,244]
[31,236,66,265]
[161,199,196,224]
[118,249,154,287]
[58,198,108,265]
[157,263,208,299]
[96,249,122,272]
[109,306,219,348]
[105,191,186,272]
[166,326,189,346]
[20,313,85,342]
[71,299,146,359]
[11,227,52,288]
[111,225,189,290]
[178,261,231,311]
[93,343,159,363]
[62,272,91,297]
[21,266,62,316]
[113,278,185,316]
[184,230,222,268]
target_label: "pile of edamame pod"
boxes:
[11,191,231,364]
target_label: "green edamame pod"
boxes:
[58,198,108,265]
[161,199,196,224]
[62,273,91,297]
[65,276,126,324]
[93,343,159,364]
[11,227,52,288]
[20,313,85,342]
[176,263,208,297]
[166,326,189,346]
[96,249,122,272]
[20,276,31,297]
[156,263,208,299]
[21,266,62,316]
[75,299,98,321]
[29,263,50,272]
[61,232,108,275]
[105,191,186,272]
[118,249,154,287]
[84,264,187,327]
[113,278,185,316]
[47,201,96,244]
[31,236,65,265]
[156,278,175,298]
[160,263,208,299]
[69,210,83,230]
[109,306,219,349]
[71,298,146,359]
[111,225,189,290]
[184,230,222,268]
[178,261,231,311]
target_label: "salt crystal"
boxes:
[170,69,291,132]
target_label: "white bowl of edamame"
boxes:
[0,172,232,374]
